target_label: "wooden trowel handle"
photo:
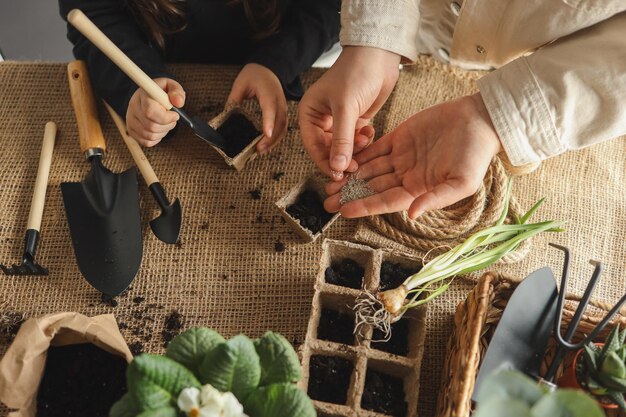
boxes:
[104,102,159,186]
[27,122,57,232]
[67,60,106,155]
[67,9,172,110]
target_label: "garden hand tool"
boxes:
[104,102,182,244]
[543,244,626,383]
[67,9,227,150]
[61,60,143,297]
[1,122,56,276]
[472,267,558,401]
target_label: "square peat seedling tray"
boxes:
[300,239,427,417]
[275,175,340,242]
[208,105,263,171]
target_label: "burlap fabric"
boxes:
[0,57,624,417]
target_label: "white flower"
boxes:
[177,384,248,417]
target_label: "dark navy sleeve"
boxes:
[245,0,340,100]
[59,0,175,117]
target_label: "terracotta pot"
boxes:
[558,344,620,410]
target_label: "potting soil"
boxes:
[36,343,127,417]
[324,258,364,289]
[317,307,355,345]
[286,189,333,234]
[217,111,262,158]
[361,368,408,417]
[308,355,353,405]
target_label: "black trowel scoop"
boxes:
[61,61,142,296]
[105,102,182,244]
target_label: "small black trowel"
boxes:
[105,102,182,244]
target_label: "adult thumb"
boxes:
[329,105,359,173]
[165,79,186,108]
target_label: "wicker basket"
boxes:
[436,272,626,417]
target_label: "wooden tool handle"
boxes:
[27,122,57,231]
[104,102,159,186]
[67,9,172,110]
[67,60,107,154]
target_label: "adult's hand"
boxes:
[228,63,288,156]
[324,93,503,218]
[126,77,184,147]
[299,46,401,179]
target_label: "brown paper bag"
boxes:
[0,312,132,417]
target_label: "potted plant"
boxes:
[111,327,316,417]
[559,323,626,411]
[474,369,604,417]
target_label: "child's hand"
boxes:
[126,77,185,147]
[227,63,288,155]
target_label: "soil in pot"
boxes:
[36,343,128,417]
[216,112,262,158]
[371,318,410,356]
[318,308,355,345]
[361,369,408,417]
[379,261,421,291]
[308,355,353,405]
[286,189,333,234]
[324,258,365,289]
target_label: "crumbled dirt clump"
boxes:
[324,258,365,289]
[162,310,184,347]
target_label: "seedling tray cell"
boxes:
[300,239,427,417]
[275,174,340,242]
[208,105,264,171]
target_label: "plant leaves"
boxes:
[136,407,179,417]
[474,370,544,406]
[602,325,621,357]
[254,332,301,386]
[199,335,261,400]
[607,391,626,411]
[127,354,201,409]
[473,397,533,417]
[601,351,626,379]
[166,327,225,377]
[531,389,604,417]
[243,383,316,417]
[583,344,600,371]
[110,393,141,417]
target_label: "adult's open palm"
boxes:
[324,94,503,218]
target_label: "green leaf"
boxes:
[474,397,533,417]
[602,325,621,357]
[110,393,141,417]
[531,389,604,417]
[607,391,626,411]
[243,383,316,417]
[601,351,626,379]
[136,407,178,417]
[127,354,201,409]
[254,332,302,386]
[166,327,225,376]
[475,370,544,406]
[199,335,261,400]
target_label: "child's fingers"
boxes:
[153,78,186,108]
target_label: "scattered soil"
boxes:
[317,308,355,345]
[132,296,145,304]
[36,343,127,417]
[200,222,209,230]
[324,258,365,289]
[229,204,236,210]
[286,189,333,234]
[101,293,118,307]
[217,112,261,158]
[274,239,285,252]
[372,319,410,356]
[361,369,408,417]
[308,355,353,404]
[272,171,285,181]
[162,310,184,347]
[128,341,144,356]
[379,261,421,291]
[0,311,25,345]
[249,187,263,200]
